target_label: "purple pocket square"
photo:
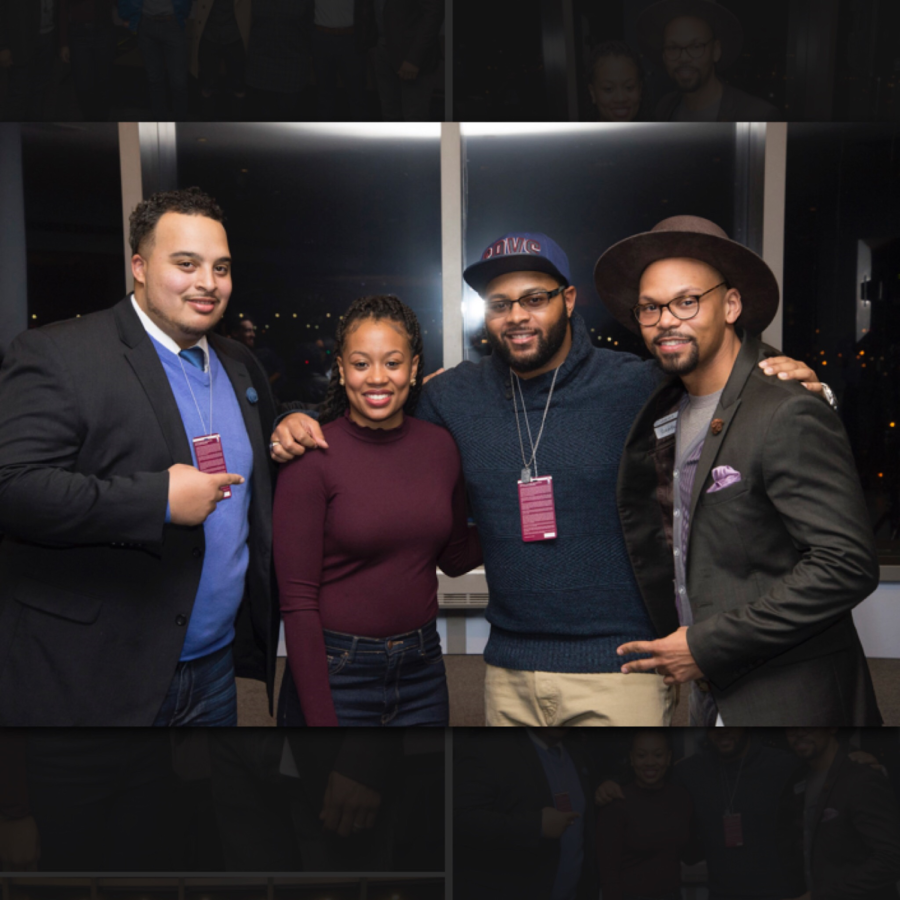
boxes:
[707,465,742,493]
[821,807,840,823]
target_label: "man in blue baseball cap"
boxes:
[271,230,819,726]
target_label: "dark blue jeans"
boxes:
[280,619,449,726]
[137,15,189,120]
[152,642,237,726]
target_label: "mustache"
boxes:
[654,332,695,344]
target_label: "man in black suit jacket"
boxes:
[778,729,900,900]
[0,187,282,726]
[454,728,598,900]
[594,215,881,726]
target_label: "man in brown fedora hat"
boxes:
[595,214,882,726]
[636,0,781,121]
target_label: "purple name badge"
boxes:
[193,433,231,499]
[554,792,573,812]
[518,475,557,542]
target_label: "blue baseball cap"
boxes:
[463,232,572,297]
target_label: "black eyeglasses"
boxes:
[484,286,566,318]
[633,281,727,327]
[662,37,716,61]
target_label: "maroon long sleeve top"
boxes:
[596,781,694,900]
[273,411,482,726]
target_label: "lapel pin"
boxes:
[246,387,259,404]
[710,418,724,435]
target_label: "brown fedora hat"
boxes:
[593,215,779,335]
[636,0,744,71]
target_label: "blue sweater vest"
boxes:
[151,338,254,661]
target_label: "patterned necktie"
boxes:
[179,347,206,370]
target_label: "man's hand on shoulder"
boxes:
[422,368,445,385]
[758,357,822,393]
[270,413,328,463]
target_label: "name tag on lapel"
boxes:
[654,411,678,440]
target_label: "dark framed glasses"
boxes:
[633,281,728,327]
[484,286,566,318]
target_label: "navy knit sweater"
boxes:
[415,313,664,673]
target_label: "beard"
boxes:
[146,290,223,338]
[486,309,570,373]
[652,333,699,376]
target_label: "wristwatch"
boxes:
[820,382,838,411]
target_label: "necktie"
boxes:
[179,347,206,371]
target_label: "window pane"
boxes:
[174,124,443,403]
[462,123,739,360]
[21,123,124,328]
[784,123,900,562]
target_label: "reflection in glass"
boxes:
[21,123,124,328]
[784,123,900,560]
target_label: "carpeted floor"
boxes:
[238,656,900,727]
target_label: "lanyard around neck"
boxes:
[512,366,559,482]
[178,352,214,435]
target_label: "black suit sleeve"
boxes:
[0,329,168,546]
[687,390,880,686]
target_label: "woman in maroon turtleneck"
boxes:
[596,730,695,900]
[273,296,481,727]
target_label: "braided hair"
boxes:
[318,295,424,426]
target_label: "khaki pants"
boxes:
[484,664,675,726]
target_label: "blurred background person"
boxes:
[187,0,251,121]
[118,0,192,120]
[780,728,900,900]
[0,0,59,121]
[596,729,695,900]
[312,0,369,121]
[58,0,117,121]
[454,727,599,900]
[636,0,780,122]
[207,730,404,872]
[244,0,314,120]
[586,41,644,122]
[0,731,176,872]
[367,0,443,121]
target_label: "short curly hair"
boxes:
[129,187,225,255]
